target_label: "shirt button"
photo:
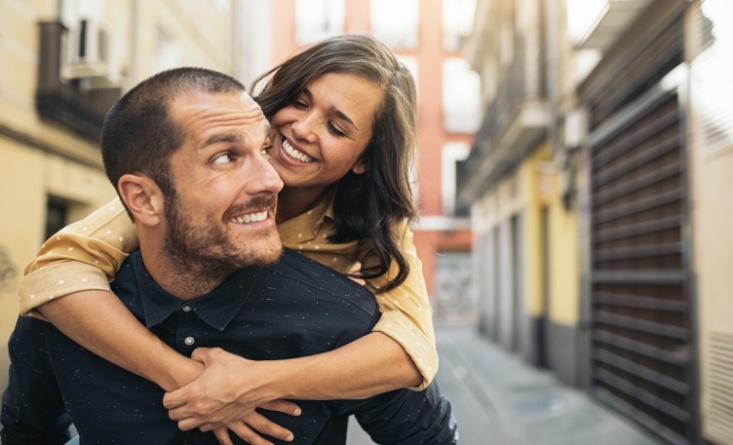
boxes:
[182,306,192,312]
[184,337,195,346]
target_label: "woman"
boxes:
[20,34,436,445]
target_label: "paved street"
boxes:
[347,325,662,445]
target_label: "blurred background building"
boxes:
[459,0,733,444]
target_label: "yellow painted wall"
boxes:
[0,140,115,391]
[547,190,579,325]
[521,144,556,320]
[517,142,581,326]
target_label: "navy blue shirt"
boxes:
[2,248,457,445]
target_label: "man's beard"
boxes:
[162,192,281,281]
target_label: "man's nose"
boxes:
[248,156,284,194]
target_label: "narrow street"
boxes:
[347,325,662,445]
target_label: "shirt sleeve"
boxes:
[328,382,458,445]
[18,197,139,316]
[362,220,438,390]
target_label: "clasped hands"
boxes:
[163,347,301,445]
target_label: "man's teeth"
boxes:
[232,211,267,224]
[282,139,314,163]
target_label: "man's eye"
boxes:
[213,153,233,165]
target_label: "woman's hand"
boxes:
[163,347,300,443]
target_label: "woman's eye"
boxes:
[261,146,273,156]
[294,100,308,109]
[328,123,347,138]
[213,153,234,165]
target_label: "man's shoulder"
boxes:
[263,248,377,312]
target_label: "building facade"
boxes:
[460,0,733,444]
[0,0,243,394]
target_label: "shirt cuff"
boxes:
[19,262,112,316]
[373,310,439,390]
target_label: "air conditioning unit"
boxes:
[61,19,121,89]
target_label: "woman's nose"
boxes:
[292,113,317,143]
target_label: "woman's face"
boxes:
[268,72,385,193]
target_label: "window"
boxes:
[45,197,69,240]
[397,55,419,95]
[443,0,475,51]
[295,0,344,45]
[371,0,419,49]
[442,142,470,217]
[442,58,481,133]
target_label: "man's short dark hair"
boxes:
[101,67,246,202]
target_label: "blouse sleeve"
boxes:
[18,197,139,316]
[362,220,438,390]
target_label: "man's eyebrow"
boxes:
[200,134,240,148]
[303,87,357,130]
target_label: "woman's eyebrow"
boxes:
[303,87,358,130]
[331,106,357,130]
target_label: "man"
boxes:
[1,68,457,444]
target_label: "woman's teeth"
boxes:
[282,139,314,163]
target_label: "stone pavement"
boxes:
[347,324,662,445]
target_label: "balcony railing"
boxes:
[457,40,548,202]
[36,22,121,142]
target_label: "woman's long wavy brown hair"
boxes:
[251,34,419,293]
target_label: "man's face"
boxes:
[163,90,284,271]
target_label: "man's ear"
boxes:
[117,174,164,227]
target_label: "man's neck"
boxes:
[147,257,232,300]
[139,239,234,300]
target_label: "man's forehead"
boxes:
[169,90,265,125]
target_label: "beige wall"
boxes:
[0,0,238,394]
[688,2,733,441]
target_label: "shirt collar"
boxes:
[277,189,336,244]
[131,254,259,331]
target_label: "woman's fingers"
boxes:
[259,400,302,416]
